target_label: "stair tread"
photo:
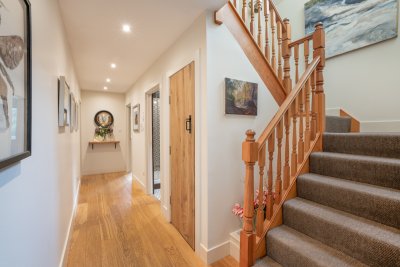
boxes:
[323,132,400,159]
[312,151,400,164]
[298,173,400,201]
[267,225,367,267]
[284,198,400,266]
[297,173,400,228]
[310,151,400,189]
[255,256,282,267]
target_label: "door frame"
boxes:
[165,50,202,253]
[126,104,132,173]
[145,85,161,196]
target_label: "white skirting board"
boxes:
[230,229,241,262]
[199,241,231,264]
[361,120,400,132]
[132,173,146,190]
[59,180,81,267]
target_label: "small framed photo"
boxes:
[58,76,70,127]
[0,0,32,170]
[132,104,140,132]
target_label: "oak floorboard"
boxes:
[65,172,238,267]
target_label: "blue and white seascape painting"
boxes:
[305,0,399,58]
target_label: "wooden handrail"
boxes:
[256,56,320,147]
[289,34,313,48]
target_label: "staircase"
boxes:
[255,116,400,267]
[214,1,399,266]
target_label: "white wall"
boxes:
[125,12,208,259]
[276,0,400,131]
[81,91,127,175]
[0,0,81,266]
[205,12,278,259]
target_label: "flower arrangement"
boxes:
[232,188,276,219]
[95,125,113,140]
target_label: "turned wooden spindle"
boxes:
[291,99,298,176]
[257,0,262,48]
[242,0,247,23]
[264,0,270,61]
[305,78,311,151]
[250,0,255,36]
[275,120,283,203]
[266,131,275,220]
[277,21,283,81]
[270,9,276,72]
[313,22,326,133]
[241,130,258,267]
[304,39,310,68]
[282,19,292,93]
[233,0,237,8]
[298,87,305,163]
[256,144,266,237]
[294,44,299,83]
[283,111,291,190]
[311,70,317,140]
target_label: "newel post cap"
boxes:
[242,130,258,163]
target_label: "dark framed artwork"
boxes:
[132,104,140,132]
[0,0,32,170]
[225,78,258,116]
[94,110,114,127]
[58,76,70,127]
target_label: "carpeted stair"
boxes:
[256,116,400,267]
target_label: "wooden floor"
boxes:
[65,172,238,267]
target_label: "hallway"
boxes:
[65,172,236,267]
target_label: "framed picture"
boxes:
[0,0,32,170]
[70,92,76,131]
[305,0,398,58]
[94,110,114,127]
[132,104,140,132]
[58,76,70,127]
[225,78,258,116]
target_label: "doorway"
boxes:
[151,91,161,200]
[169,61,195,250]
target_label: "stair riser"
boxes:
[283,202,400,267]
[267,235,323,267]
[323,133,400,159]
[297,175,400,229]
[326,116,351,133]
[310,154,400,190]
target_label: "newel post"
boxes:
[282,19,292,93]
[313,22,326,132]
[241,130,258,267]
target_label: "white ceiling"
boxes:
[59,0,226,93]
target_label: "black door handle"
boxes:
[185,115,192,134]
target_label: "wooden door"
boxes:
[170,62,195,249]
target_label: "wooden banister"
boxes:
[289,34,313,48]
[218,3,327,265]
[256,56,320,146]
[215,2,287,105]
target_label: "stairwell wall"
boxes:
[205,11,278,262]
[276,0,400,131]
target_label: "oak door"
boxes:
[170,62,195,249]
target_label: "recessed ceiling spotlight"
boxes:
[106,78,111,83]
[104,86,108,90]
[111,63,116,69]
[122,24,131,33]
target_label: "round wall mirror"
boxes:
[94,110,114,127]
